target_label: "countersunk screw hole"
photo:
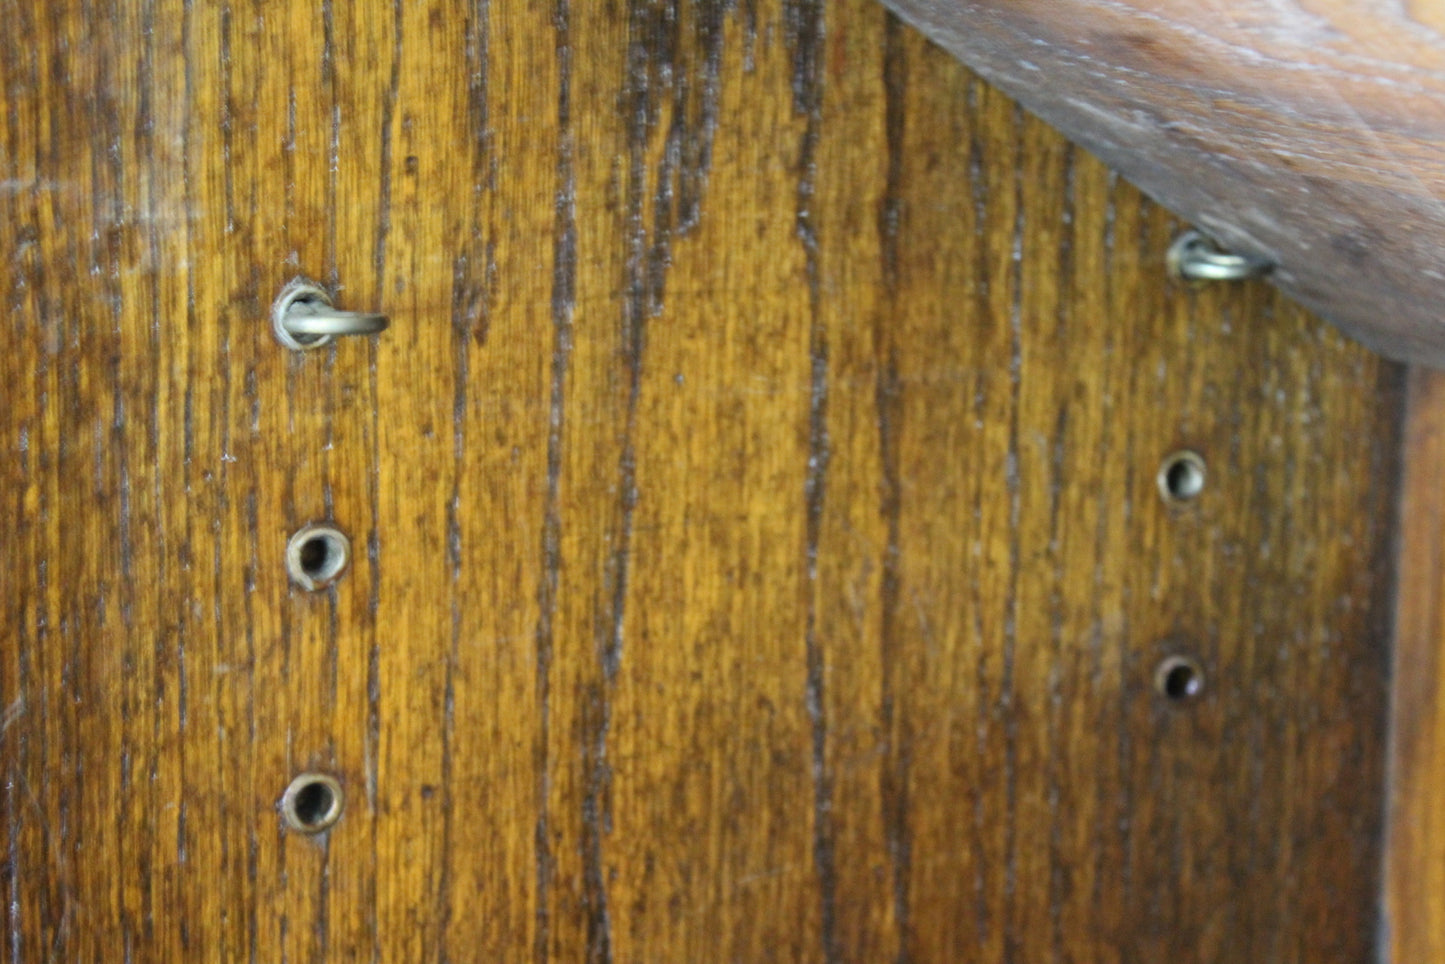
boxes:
[1156,656,1205,702]
[280,773,344,834]
[286,524,351,591]
[1158,450,1206,504]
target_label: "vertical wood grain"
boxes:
[1385,366,1445,964]
[0,1,1402,961]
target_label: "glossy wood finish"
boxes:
[0,1,1403,960]
[881,0,1445,367]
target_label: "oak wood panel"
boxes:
[1386,367,1445,964]
[879,0,1445,367]
[0,1,1402,960]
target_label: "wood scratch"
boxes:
[0,697,23,736]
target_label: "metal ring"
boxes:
[279,772,345,834]
[1167,230,1273,283]
[283,305,390,336]
[285,522,352,591]
[271,278,389,351]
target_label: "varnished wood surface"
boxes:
[881,0,1445,367]
[1386,367,1445,964]
[0,1,1403,960]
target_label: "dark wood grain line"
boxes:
[739,0,758,70]
[802,334,837,964]
[362,0,404,852]
[6,231,32,962]
[876,12,912,964]
[1000,102,1027,964]
[37,260,66,942]
[439,254,469,964]
[575,3,658,953]
[1362,362,1404,958]
[1044,142,1078,964]
[97,32,146,964]
[1086,174,1125,948]
[313,207,343,964]
[1099,176,1139,931]
[57,20,98,958]
[677,1,726,236]
[441,548,459,963]
[2,412,33,960]
[2,174,33,959]
[282,78,297,255]
[1044,400,1070,964]
[15,609,42,961]
[1259,322,1302,962]
[580,4,736,955]
[219,5,234,233]
[534,3,576,959]
[961,78,995,952]
[4,633,14,964]
[321,0,339,285]
[638,2,679,318]
[317,249,340,964]
[466,0,492,190]
[0,29,31,938]
[878,13,905,298]
[372,0,402,290]
[579,674,613,964]
[363,230,386,964]
[1,13,28,941]
[281,48,303,437]
[119,0,171,947]
[364,643,381,963]
[361,18,391,942]
[275,30,299,940]
[358,13,404,959]
[576,0,650,951]
[440,0,495,916]
[176,12,205,952]
[242,487,262,964]
[785,0,837,957]
[4,770,14,964]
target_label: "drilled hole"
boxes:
[1158,450,1206,504]
[286,524,351,591]
[299,536,332,575]
[292,781,334,826]
[271,279,335,351]
[1156,656,1205,702]
[280,773,344,834]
